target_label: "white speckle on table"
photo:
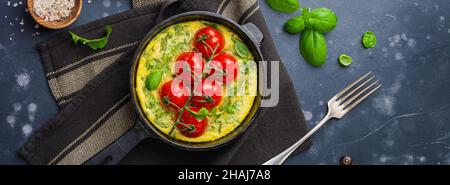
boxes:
[401,33,407,41]
[328,40,333,45]
[13,2,18,7]
[373,95,396,116]
[414,2,419,6]
[447,28,450,33]
[417,156,426,163]
[403,154,414,164]
[7,1,11,6]
[13,103,22,112]
[426,35,431,40]
[15,72,30,88]
[434,4,439,9]
[22,124,33,137]
[88,0,92,4]
[439,16,445,22]
[27,103,37,113]
[102,12,109,17]
[318,100,323,106]
[407,39,416,48]
[303,110,313,121]
[379,154,392,163]
[28,103,37,122]
[6,115,16,128]
[34,24,39,29]
[372,73,405,116]
[395,52,404,61]
[392,34,401,43]
[19,19,24,25]
[102,0,111,8]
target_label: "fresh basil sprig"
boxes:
[265,0,300,13]
[69,25,112,50]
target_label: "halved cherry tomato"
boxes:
[207,53,238,84]
[173,51,204,85]
[194,26,225,58]
[176,107,207,138]
[191,78,223,110]
[159,80,189,111]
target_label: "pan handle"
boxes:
[84,119,152,165]
[154,0,179,24]
[242,23,264,46]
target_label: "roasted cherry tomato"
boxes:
[176,107,207,138]
[207,53,238,84]
[159,80,189,111]
[173,51,204,84]
[191,78,223,110]
[194,26,225,58]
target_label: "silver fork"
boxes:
[263,72,382,165]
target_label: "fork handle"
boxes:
[262,112,331,165]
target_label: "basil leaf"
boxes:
[69,25,112,50]
[362,31,377,48]
[307,7,338,33]
[234,41,250,58]
[145,71,163,90]
[284,15,305,34]
[338,54,353,67]
[300,29,327,67]
[265,0,300,13]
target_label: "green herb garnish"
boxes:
[69,25,112,50]
[300,29,327,67]
[145,71,163,90]
[338,54,353,67]
[234,41,250,58]
[265,0,300,13]
[362,31,377,48]
[284,15,305,34]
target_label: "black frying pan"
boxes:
[86,11,264,165]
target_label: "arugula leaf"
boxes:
[187,107,210,120]
[69,25,112,50]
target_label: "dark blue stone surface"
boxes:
[1,0,449,165]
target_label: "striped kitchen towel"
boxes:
[19,0,311,165]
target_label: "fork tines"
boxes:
[335,72,382,111]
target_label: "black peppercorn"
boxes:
[340,155,352,165]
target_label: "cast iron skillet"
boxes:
[86,11,264,165]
